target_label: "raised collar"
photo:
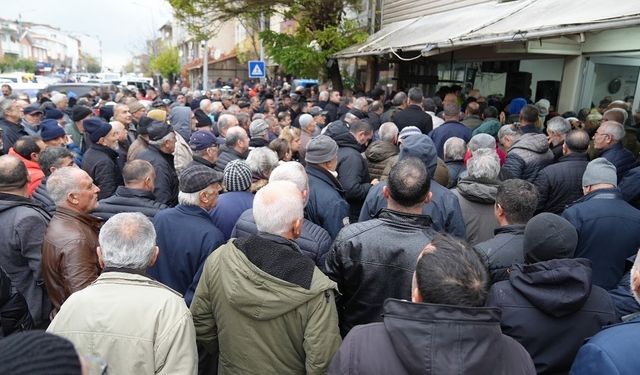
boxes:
[376,208,433,228]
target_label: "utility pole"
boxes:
[202,40,208,92]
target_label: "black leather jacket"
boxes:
[325,209,436,336]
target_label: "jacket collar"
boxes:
[176,203,212,218]
[192,155,216,169]
[114,186,157,200]
[306,164,345,192]
[574,187,623,204]
[494,223,526,236]
[8,148,40,169]
[56,206,103,229]
[376,208,433,228]
[558,152,588,162]
[90,143,119,158]
[602,142,624,154]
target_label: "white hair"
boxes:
[99,212,156,269]
[51,93,67,106]
[269,161,308,193]
[466,148,500,180]
[353,97,368,111]
[444,137,466,161]
[632,250,640,305]
[468,133,496,152]
[211,101,224,113]
[498,124,520,141]
[253,180,303,237]
[246,147,279,178]
[47,166,84,204]
[199,99,211,112]
[319,91,329,101]
[601,121,626,142]
[178,185,214,206]
[379,122,398,142]
[546,117,571,135]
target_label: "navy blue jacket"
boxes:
[601,142,637,182]
[429,121,472,159]
[487,258,618,374]
[608,255,640,319]
[148,204,225,305]
[231,208,332,271]
[209,191,254,240]
[534,152,589,214]
[562,188,640,289]
[570,315,640,375]
[305,165,350,240]
[619,165,640,208]
[358,180,466,239]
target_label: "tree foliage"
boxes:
[149,46,180,80]
[168,0,366,89]
[0,56,36,73]
[81,54,102,73]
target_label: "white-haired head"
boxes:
[98,212,157,269]
[254,180,303,238]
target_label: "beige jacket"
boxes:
[48,271,197,375]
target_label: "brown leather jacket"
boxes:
[42,207,102,315]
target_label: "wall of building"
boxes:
[519,58,564,99]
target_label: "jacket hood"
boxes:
[324,122,361,151]
[169,106,192,140]
[398,134,438,177]
[509,258,593,317]
[510,133,550,154]
[364,140,399,162]
[456,178,499,203]
[0,193,35,214]
[220,241,336,320]
[383,299,507,374]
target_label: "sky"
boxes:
[2,0,174,71]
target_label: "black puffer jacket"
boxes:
[534,152,588,214]
[474,224,525,284]
[325,209,437,336]
[325,123,372,222]
[92,186,167,220]
[363,140,398,181]
[0,266,33,337]
[232,208,332,272]
[487,258,618,374]
[81,144,124,200]
[329,299,536,375]
[501,133,554,182]
[135,145,179,207]
[392,104,433,133]
[31,177,56,215]
[0,118,28,154]
[601,142,637,182]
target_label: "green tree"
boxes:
[82,54,102,73]
[149,46,180,82]
[168,0,366,91]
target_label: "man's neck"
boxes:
[387,200,423,215]
[0,188,27,198]
[57,203,87,215]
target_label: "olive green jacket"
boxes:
[191,240,341,375]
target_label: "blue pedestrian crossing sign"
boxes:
[248,60,266,78]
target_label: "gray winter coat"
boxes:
[501,134,553,182]
[452,178,499,245]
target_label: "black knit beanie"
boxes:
[0,331,82,375]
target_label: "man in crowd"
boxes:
[329,234,535,374]
[364,122,399,181]
[0,98,27,154]
[232,161,332,271]
[562,158,640,289]
[475,179,538,283]
[188,130,224,169]
[82,118,123,199]
[429,102,472,159]
[8,136,46,196]
[325,90,341,124]
[298,113,317,162]
[248,119,270,148]
[546,116,572,162]
[42,167,102,315]
[304,135,351,239]
[32,147,75,214]
[215,126,249,172]
[66,105,92,154]
[0,155,51,327]
[135,121,179,207]
[48,212,198,374]
[326,157,437,336]
[461,101,482,130]
[21,104,43,136]
[148,164,225,305]
[92,160,167,220]
[534,129,590,214]
[191,181,341,373]
[393,87,432,134]
[215,113,238,139]
[325,121,377,221]
[500,113,553,182]
[381,92,406,124]
[593,121,637,182]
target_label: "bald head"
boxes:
[0,155,28,194]
[465,101,480,116]
[253,180,303,239]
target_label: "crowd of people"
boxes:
[0,78,639,374]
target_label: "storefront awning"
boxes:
[335,0,640,59]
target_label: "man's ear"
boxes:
[149,246,160,267]
[423,191,432,204]
[96,247,106,270]
[383,185,391,200]
[411,272,423,303]
[292,218,303,239]
[495,202,504,218]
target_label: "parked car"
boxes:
[45,82,117,98]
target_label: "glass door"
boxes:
[579,56,640,111]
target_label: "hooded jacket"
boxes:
[190,235,341,374]
[329,299,535,375]
[501,133,554,182]
[8,148,44,197]
[562,188,640,289]
[325,123,372,222]
[364,140,398,181]
[326,209,436,336]
[359,135,466,238]
[487,259,618,374]
[169,106,192,142]
[31,177,56,215]
[0,193,51,326]
[452,177,499,245]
